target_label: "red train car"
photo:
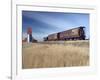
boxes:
[44,26,85,41]
[59,27,85,40]
[48,33,58,41]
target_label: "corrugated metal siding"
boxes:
[48,33,58,40]
[59,28,80,39]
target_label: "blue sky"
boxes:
[22,11,89,41]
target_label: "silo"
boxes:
[27,27,33,43]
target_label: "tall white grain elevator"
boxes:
[27,27,33,43]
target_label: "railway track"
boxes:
[22,40,89,48]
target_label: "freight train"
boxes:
[44,26,86,41]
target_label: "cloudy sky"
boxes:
[22,11,89,41]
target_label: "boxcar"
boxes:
[59,28,80,40]
[59,27,85,40]
[48,33,58,41]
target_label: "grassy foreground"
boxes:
[22,40,89,69]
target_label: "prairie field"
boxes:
[22,40,89,69]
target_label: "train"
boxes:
[44,26,86,41]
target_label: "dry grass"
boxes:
[22,40,89,69]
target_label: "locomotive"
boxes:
[44,26,85,41]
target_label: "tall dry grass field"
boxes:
[22,40,89,69]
